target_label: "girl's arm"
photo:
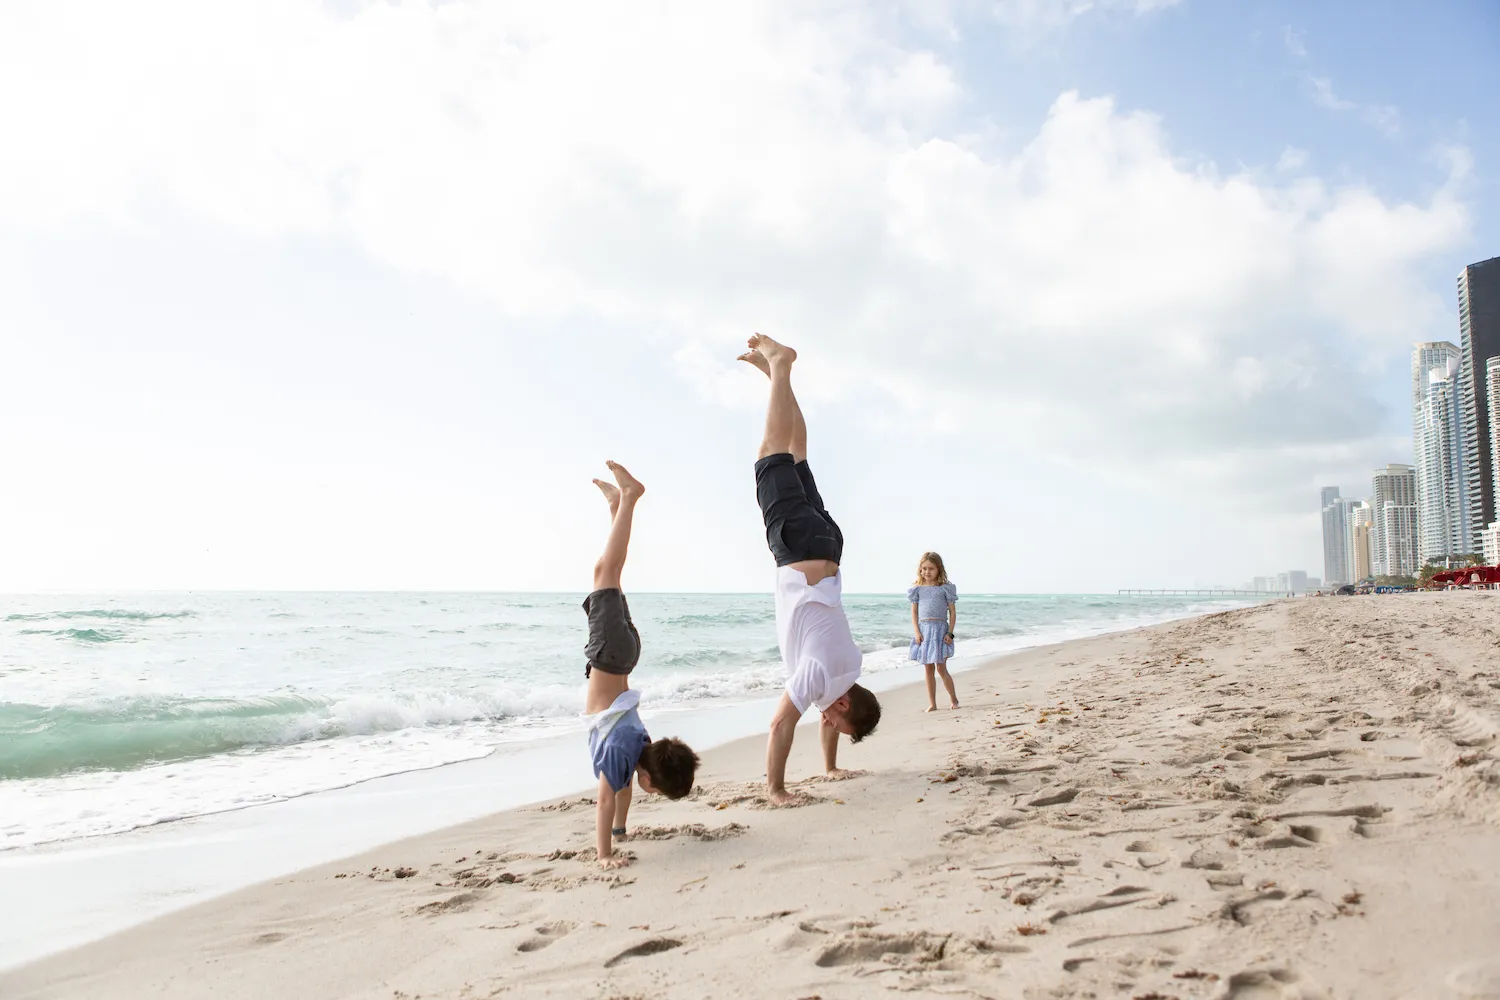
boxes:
[911,602,921,641]
[947,586,957,638]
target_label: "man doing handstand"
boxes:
[583,461,700,868]
[739,334,881,806]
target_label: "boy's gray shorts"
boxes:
[583,588,641,678]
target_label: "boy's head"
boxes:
[637,737,699,799]
[822,683,882,743]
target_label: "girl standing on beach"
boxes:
[909,552,959,712]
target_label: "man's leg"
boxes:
[739,334,803,461]
[592,460,645,591]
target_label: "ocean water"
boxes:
[0,591,1255,850]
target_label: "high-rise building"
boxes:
[1308,576,1322,591]
[1489,356,1500,535]
[1414,346,1470,564]
[1370,464,1416,577]
[1347,501,1372,582]
[1320,486,1341,509]
[1321,491,1349,586]
[1289,570,1308,593]
[1353,522,1372,581]
[1482,522,1500,566]
[1457,256,1500,539]
[1382,504,1419,578]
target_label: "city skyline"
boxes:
[1323,255,1500,584]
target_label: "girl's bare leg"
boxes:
[924,664,937,712]
[936,664,959,709]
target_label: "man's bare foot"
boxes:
[736,348,771,378]
[592,478,620,517]
[747,332,796,370]
[767,789,814,807]
[605,460,645,500]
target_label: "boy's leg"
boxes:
[592,460,645,591]
[584,463,645,696]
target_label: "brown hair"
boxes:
[844,683,882,743]
[639,737,700,799]
[913,551,949,586]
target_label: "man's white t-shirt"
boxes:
[774,565,863,713]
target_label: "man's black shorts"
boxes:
[755,453,844,567]
[583,588,641,679]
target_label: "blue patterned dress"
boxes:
[908,583,957,664]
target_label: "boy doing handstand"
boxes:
[583,461,699,869]
[738,334,882,806]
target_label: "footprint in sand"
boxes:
[625,823,747,842]
[1220,965,1328,998]
[603,937,683,968]
[417,891,482,916]
[813,929,1020,970]
[516,920,575,953]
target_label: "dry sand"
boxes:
[6,594,1500,999]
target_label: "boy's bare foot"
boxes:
[605,460,645,500]
[592,478,621,517]
[746,332,796,370]
[736,348,771,378]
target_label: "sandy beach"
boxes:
[6,594,1499,1000]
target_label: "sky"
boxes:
[1,0,1497,594]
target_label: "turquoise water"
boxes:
[0,591,1256,848]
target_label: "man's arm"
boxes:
[596,774,629,868]
[765,691,802,804]
[821,715,840,772]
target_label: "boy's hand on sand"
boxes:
[598,854,632,870]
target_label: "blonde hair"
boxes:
[913,551,949,585]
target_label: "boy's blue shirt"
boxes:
[588,690,650,793]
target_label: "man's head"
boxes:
[820,683,881,742]
[637,737,700,799]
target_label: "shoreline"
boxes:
[0,600,1258,968]
[10,594,1496,998]
[0,608,1213,972]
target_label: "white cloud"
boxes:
[0,0,1469,517]
[1283,26,1308,58]
[1304,74,1401,137]
[1276,146,1308,171]
[989,0,1181,33]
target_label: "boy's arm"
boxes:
[596,774,628,868]
[765,692,802,804]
